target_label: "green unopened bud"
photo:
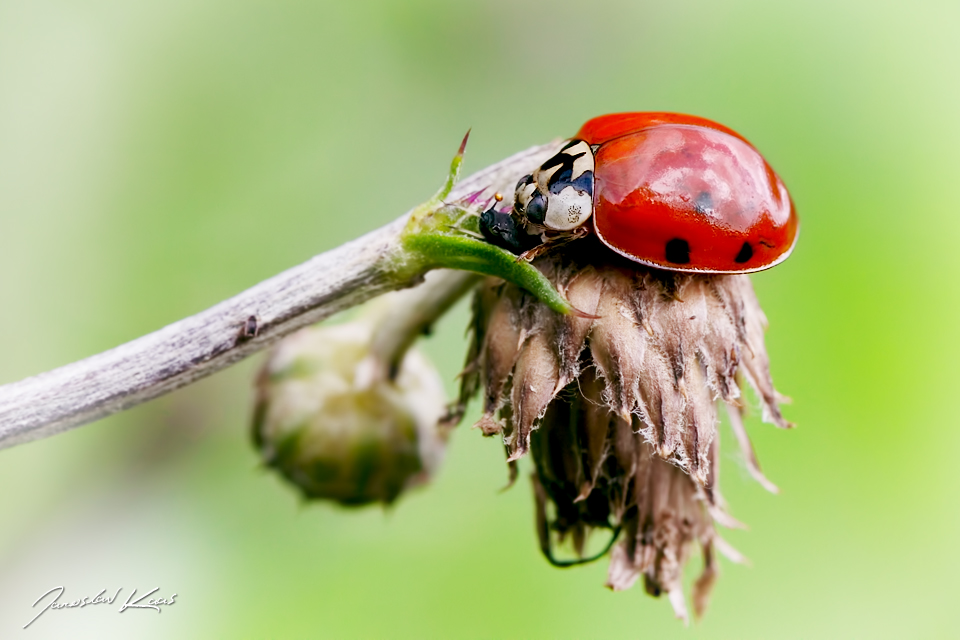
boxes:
[252,274,468,505]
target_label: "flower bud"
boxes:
[252,319,448,506]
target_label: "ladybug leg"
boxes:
[516,241,552,262]
[516,226,590,262]
[562,225,592,242]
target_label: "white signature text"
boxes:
[25,586,177,629]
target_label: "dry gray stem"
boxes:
[0,142,561,451]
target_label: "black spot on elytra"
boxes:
[735,242,753,263]
[665,238,690,264]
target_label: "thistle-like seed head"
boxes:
[459,241,789,620]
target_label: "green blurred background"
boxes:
[1,0,958,637]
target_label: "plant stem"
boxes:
[361,270,481,384]
[0,141,561,451]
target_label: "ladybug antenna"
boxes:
[481,192,504,215]
[495,192,514,215]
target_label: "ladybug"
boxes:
[479,112,798,273]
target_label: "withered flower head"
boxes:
[458,241,790,621]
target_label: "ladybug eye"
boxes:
[525,190,547,225]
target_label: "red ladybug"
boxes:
[480,112,798,273]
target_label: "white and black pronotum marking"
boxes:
[479,140,596,255]
[514,139,595,231]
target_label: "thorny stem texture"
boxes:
[0,141,562,451]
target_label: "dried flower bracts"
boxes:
[459,242,790,620]
[249,122,794,623]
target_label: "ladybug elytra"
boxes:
[480,112,798,273]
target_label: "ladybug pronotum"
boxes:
[480,112,798,273]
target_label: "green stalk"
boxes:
[393,132,575,316]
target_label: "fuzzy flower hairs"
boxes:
[457,247,790,620]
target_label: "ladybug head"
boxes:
[513,140,595,232]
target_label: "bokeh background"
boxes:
[1,0,958,637]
